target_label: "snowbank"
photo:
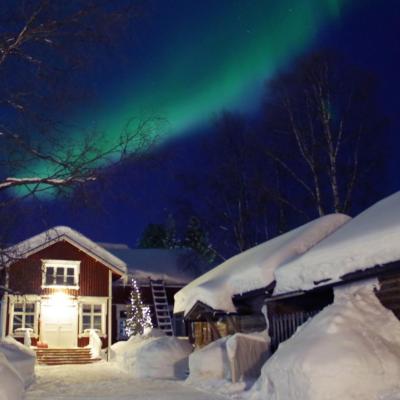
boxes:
[175,214,349,314]
[0,352,24,400]
[250,282,400,400]
[187,332,270,382]
[110,329,192,379]
[275,191,400,294]
[187,336,231,381]
[186,332,269,396]
[88,330,102,359]
[0,336,36,387]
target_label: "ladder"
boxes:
[150,279,174,335]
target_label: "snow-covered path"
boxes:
[25,362,227,400]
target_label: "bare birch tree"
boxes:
[262,51,384,216]
[0,0,154,198]
[0,1,160,295]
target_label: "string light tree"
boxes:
[125,278,153,337]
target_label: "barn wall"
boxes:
[8,240,109,297]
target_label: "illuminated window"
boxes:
[42,260,80,288]
[82,304,103,332]
[12,302,36,333]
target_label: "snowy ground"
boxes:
[25,362,228,400]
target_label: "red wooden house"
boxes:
[0,227,197,349]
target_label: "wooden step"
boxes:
[35,348,99,366]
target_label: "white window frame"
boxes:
[116,303,129,340]
[78,297,107,337]
[42,259,80,289]
[8,295,40,338]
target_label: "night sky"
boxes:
[8,0,400,251]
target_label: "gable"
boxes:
[5,226,127,276]
[9,240,111,296]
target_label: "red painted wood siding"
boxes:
[8,240,110,296]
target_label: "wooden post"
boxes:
[1,267,9,339]
[107,270,112,361]
[0,293,7,339]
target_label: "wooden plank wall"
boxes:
[270,310,318,352]
[376,272,400,319]
[8,240,109,297]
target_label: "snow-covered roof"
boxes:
[174,214,350,315]
[5,226,127,276]
[274,191,400,294]
[99,244,199,285]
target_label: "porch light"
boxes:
[48,291,71,308]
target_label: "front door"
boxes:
[40,297,78,348]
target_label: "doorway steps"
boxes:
[35,348,100,365]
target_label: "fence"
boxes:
[270,310,319,351]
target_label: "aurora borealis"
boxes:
[3,0,400,249]
[98,0,346,137]
[17,0,348,195]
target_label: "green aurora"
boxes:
[16,0,347,196]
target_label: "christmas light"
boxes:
[125,278,153,337]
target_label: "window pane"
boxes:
[45,274,54,285]
[120,310,127,318]
[56,275,64,285]
[82,315,91,330]
[25,315,34,328]
[13,315,23,330]
[93,305,102,313]
[56,267,64,276]
[82,304,91,313]
[66,276,75,285]
[46,267,54,276]
[66,268,74,276]
[14,303,23,313]
[119,320,127,338]
[93,316,102,330]
[25,303,35,313]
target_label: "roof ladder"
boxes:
[150,279,174,336]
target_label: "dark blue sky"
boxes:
[9,0,400,250]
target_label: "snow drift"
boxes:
[187,336,231,381]
[110,329,192,379]
[0,352,24,400]
[0,336,36,387]
[175,214,350,315]
[187,331,269,384]
[250,282,400,400]
[186,332,270,397]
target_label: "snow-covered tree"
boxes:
[125,278,153,337]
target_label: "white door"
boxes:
[40,297,78,348]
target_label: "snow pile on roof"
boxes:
[174,214,350,314]
[110,329,192,379]
[5,226,127,275]
[0,336,36,387]
[249,282,400,400]
[100,244,199,285]
[275,191,400,294]
[0,352,24,400]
